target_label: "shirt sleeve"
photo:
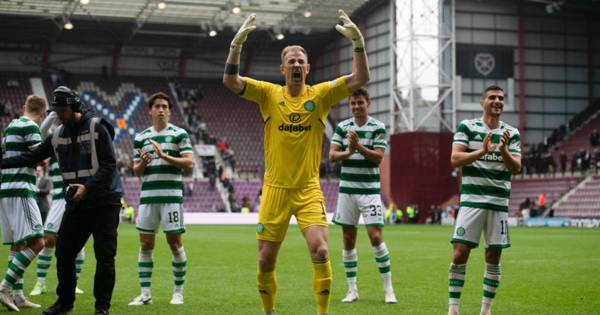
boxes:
[133,134,142,161]
[373,126,387,150]
[23,123,42,151]
[1,136,54,169]
[178,131,193,155]
[453,121,470,146]
[240,77,266,103]
[331,125,345,148]
[314,77,351,115]
[240,77,273,121]
[508,129,521,156]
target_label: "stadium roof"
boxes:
[0,0,371,37]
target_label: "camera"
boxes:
[65,186,76,202]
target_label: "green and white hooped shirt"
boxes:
[331,117,387,195]
[453,118,521,212]
[133,124,193,204]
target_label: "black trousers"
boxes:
[55,199,120,310]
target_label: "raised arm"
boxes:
[222,14,257,94]
[336,9,370,92]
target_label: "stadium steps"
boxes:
[553,174,600,218]
[508,176,582,216]
[552,174,594,208]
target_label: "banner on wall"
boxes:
[526,217,600,228]
[195,144,216,156]
[457,44,514,79]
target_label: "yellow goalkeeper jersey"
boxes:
[241,76,350,188]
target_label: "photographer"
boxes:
[1,86,122,315]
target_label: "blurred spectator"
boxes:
[198,121,207,142]
[256,188,262,210]
[185,181,194,197]
[537,193,545,208]
[229,153,236,173]
[217,138,228,153]
[448,205,458,225]
[559,151,567,175]
[431,205,443,224]
[385,201,401,224]
[406,205,416,223]
[590,129,599,148]
[209,173,216,190]
[571,150,579,173]
[241,195,251,213]
[119,198,135,224]
[519,197,532,220]
[122,205,135,224]
[594,148,600,174]
[532,193,546,217]
[543,151,554,175]
[228,191,239,213]
[580,149,591,172]
[0,101,8,116]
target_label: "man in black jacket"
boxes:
[1,86,122,315]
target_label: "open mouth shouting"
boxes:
[292,68,302,82]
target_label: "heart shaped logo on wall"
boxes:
[473,53,495,77]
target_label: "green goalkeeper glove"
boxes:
[230,14,257,53]
[335,9,365,50]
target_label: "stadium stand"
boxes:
[508,176,582,216]
[320,179,340,213]
[230,179,263,212]
[554,175,600,218]
[553,114,600,163]
[44,75,188,156]
[0,73,33,127]
[192,82,264,175]
[522,102,600,175]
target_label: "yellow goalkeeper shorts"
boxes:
[256,182,328,242]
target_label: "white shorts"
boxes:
[332,193,384,228]
[0,197,44,245]
[451,207,510,248]
[45,199,66,234]
[136,203,185,234]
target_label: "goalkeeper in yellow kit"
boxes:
[223,10,370,315]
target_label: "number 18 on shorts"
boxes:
[136,203,185,234]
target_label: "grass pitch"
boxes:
[2,224,599,314]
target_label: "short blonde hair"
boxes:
[281,45,308,63]
[24,95,47,114]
